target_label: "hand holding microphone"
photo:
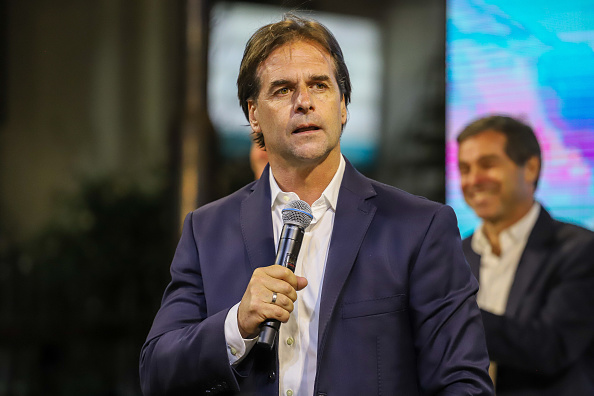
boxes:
[258,200,313,348]
[236,200,313,348]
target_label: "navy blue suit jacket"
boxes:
[463,207,594,395]
[140,160,493,395]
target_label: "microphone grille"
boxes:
[282,200,313,228]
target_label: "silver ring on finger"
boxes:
[271,292,278,304]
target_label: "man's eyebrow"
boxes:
[309,74,331,82]
[267,75,332,91]
[477,154,501,162]
[269,79,292,89]
[458,154,501,165]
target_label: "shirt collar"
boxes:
[472,202,541,256]
[269,155,345,215]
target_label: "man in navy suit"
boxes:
[457,115,594,395]
[139,14,493,395]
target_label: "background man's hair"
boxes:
[457,115,542,187]
[237,13,352,149]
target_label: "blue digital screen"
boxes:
[446,0,594,237]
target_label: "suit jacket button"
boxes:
[269,371,276,381]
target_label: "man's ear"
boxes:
[524,156,540,185]
[248,100,260,133]
[340,95,347,125]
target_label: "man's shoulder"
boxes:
[347,175,463,238]
[366,177,445,214]
[550,216,594,248]
[340,161,447,219]
[191,180,257,218]
[461,233,474,245]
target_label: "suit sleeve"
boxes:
[409,205,494,395]
[481,231,594,374]
[139,212,241,395]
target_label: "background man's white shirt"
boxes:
[472,202,540,314]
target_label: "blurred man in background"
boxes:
[457,115,594,395]
[250,140,269,180]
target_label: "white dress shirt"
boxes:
[225,155,346,396]
[472,202,541,315]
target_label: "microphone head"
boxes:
[282,200,313,229]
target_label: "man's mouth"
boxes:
[468,189,497,202]
[292,125,321,134]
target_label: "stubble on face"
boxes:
[248,40,347,171]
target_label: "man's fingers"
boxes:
[269,291,294,314]
[261,265,300,289]
[266,277,298,302]
[296,275,308,291]
[257,265,308,301]
[237,265,303,337]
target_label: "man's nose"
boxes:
[464,167,484,187]
[294,85,313,113]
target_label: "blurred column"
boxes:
[179,0,217,227]
[376,1,446,203]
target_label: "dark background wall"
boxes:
[0,0,444,394]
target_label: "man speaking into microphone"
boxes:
[140,14,493,395]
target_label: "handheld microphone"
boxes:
[257,199,313,349]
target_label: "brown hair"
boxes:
[457,115,542,187]
[237,13,351,148]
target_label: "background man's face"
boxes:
[247,40,347,168]
[458,129,536,226]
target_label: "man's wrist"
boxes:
[225,303,258,365]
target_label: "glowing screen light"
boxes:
[446,0,594,237]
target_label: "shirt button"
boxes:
[286,390,294,396]
[286,337,294,346]
[229,346,237,356]
[283,195,290,202]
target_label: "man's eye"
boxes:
[314,83,328,89]
[276,87,290,95]
[481,161,497,169]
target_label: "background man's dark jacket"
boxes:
[464,207,594,395]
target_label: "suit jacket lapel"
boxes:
[241,165,276,273]
[241,160,378,355]
[505,207,555,316]
[318,160,377,351]
[464,238,481,281]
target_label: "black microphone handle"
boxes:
[257,223,305,349]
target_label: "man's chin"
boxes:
[290,144,338,163]
[471,205,500,222]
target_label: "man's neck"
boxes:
[269,151,341,206]
[482,200,535,256]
